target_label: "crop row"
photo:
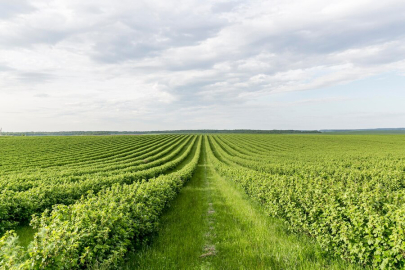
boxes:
[213,135,405,191]
[0,135,177,171]
[0,135,188,188]
[0,135,197,234]
[0,136,202,269]
[207,135,405,269]
[0,135,176,173]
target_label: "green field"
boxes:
[0,134,404,269]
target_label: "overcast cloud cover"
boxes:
[1,0,405,131]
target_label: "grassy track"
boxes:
[124,137,362,269]
[124,142,208,269]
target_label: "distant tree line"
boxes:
[2,129,321,136]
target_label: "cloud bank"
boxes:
[1,0,405,131]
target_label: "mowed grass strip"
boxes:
[124,141,209,269]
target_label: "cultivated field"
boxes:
[0,134,404,269]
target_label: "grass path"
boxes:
[124,139,362,269]
[124,140,210,269]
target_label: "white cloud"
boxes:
[1,0,405,131]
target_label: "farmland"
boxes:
[0,134,405,269]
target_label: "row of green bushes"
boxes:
[0,137,201,269]
[0,136,196,234]
[0,135,185,187]
[207,136,405,269]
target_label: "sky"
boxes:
[1,0,405,132]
